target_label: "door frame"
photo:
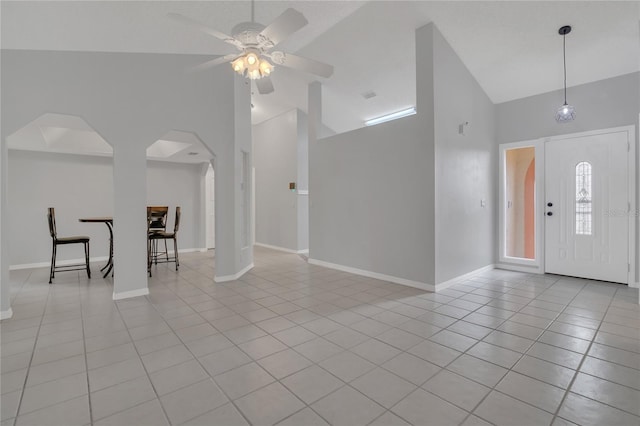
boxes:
[498,125,636,285]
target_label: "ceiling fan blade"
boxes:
[255,77,275,95]
[271,52,333,78]
[190,54,238,73]
[168,13,242,48]
[259,8,308,47]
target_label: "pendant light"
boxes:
[555,25,575,123]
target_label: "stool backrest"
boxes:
[174,207,181,233]
[147,206,169,231]
[47,207,57,239]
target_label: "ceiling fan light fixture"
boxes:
[259,60,273,76]
[231,52,274,80]
[555,25,575,123]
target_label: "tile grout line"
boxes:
[151,262,407,426]
[10,271,54,426]
[78,287,94,425]
[4,253,638,426]
[144,266,259,426]
[109,296,173,426]
[550,285,625,424]
[451,276,584,426]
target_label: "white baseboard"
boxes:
[307,258,435,292]
[112,287,149,301]
[629,281,639,289]
[435,264,496,292]
[0,308,13,320]
[10,256,109,271]
[9,248,204,271]
[215,263,254,283]
[254,242,308,255]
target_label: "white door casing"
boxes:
[206,164,215,249]
[545,129,632,284]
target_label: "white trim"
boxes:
[629,281,639,289]
[498,139,544,273]
[9,248,203,271]
[112,287,149,301]
[625,126,636,288]
[0,308,13,320]
[10,256,109,271]
[307,258,435,292]
[297,190,309,195]
[435,264,496,292]
[254,242,308,255]
[215,263,254,282]
[495,263,545,274]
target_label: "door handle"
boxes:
[547,212,553,216]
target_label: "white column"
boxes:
[214,75,253,281]
[0,136,12,319]
[112,142,149,300]
[198,163,209,251]
[0,28,11,318]
[307,82,322,258]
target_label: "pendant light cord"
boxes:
[563,33,567,104]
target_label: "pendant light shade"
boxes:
[555,25,575,123]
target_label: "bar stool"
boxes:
[148,206,181,275]
[47,207,91,284]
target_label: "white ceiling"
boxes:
[2,1,639,135]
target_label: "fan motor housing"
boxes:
[231,21,267,47]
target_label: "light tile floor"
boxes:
[1,247,639,426]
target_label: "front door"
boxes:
[545,130,630,283]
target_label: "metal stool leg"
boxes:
[49,242,56,284]
[173,237,179,271]
[85,241,91,279]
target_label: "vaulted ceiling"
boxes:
[3,1,639,134]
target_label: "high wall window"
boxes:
[575,161,592,235]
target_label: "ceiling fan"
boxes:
[169,1,334,95]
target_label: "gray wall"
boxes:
[146,160,203,253]
[253,109,299,251]
[1,49,252,302]
[497,71,640,283]
[309,25,437,286]
[432,27,497,284]
[309,114,435,284]
[7,150,205,266]
[310,23,496,287]
[497,72,640,144]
